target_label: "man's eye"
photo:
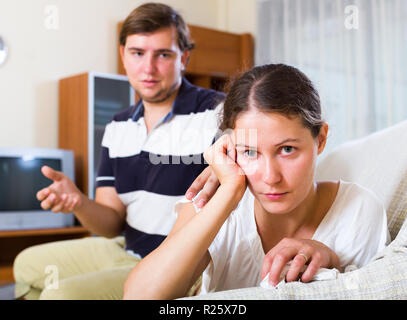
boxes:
[244,150,258,158]
[133,51,143,56]
[281,146,295,155]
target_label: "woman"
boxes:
[123,64,390,299]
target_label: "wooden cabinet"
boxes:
[58,72,135,198]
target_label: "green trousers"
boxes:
[13,236,140,300]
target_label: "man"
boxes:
[13,2,225,300]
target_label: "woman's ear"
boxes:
[317,123,329,155]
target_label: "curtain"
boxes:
[256,0,407,152]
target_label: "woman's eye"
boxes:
[244,150,258,158]
[281,146,295,155]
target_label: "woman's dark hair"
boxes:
[119,2,194,52]
[220,64,324,137]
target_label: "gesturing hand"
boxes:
[36,165,84,213]
[261,238,341,286]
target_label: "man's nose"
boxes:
[143,54,156,74]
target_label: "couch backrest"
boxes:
[316,120,407,239]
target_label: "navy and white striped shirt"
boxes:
[96,78,225,257]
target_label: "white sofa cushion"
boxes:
[316,120,407,238]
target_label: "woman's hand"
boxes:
[261,238,342,286]
[203,134,246,193]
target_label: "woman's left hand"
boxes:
[260,238,342,286]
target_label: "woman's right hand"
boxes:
[203,134,246,192]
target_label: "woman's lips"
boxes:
[264,192,287,200]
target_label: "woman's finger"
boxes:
[266,247,298,286]
[301,255,322,283]
[285,252,310,282]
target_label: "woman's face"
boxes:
[233,109,327,215]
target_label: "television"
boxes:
[0,147,75,230]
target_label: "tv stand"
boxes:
[0,226,90,285]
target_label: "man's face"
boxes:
[120,26,189,104]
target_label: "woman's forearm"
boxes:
[123,183,245,300]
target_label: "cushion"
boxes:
[316,120,407,239]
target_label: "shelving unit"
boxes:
[58,72,135,199]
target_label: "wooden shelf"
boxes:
[0,226,90,238]
[0,265,14,285]
[0,226,91,283]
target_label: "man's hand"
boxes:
[36,165,85,213]
[185,166,220,208]
[261,238,342,286]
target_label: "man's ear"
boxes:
[119,45,125,63]
[181,50,190,71]
[317,123,329,155]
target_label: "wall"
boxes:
[0,0,255,149]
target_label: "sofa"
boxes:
[187,119,407,300]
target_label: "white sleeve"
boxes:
[172,192,203,220]
[200,212,237,294]
[335,184,390,268]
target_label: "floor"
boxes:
[0,284,15,300]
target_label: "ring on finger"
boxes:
[297,253,309,264]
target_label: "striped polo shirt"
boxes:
[96,78,225,258]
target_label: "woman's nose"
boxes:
[262,158,282,185]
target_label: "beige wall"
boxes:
[0,0,255,148]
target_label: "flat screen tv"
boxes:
[0,147,75,230]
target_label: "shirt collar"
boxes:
[131,77,194,123]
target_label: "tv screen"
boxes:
[0,147,75,230]
[0,157,61,211]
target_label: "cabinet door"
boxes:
[89,73,135,199]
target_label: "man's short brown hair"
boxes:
[119,2,195,52]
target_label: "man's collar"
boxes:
[131,77,194,123]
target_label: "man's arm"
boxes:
[75,186,126,237]
[37,166,126,238]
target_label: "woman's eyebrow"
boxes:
[274,138,301,146]
[235,144,257,149]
